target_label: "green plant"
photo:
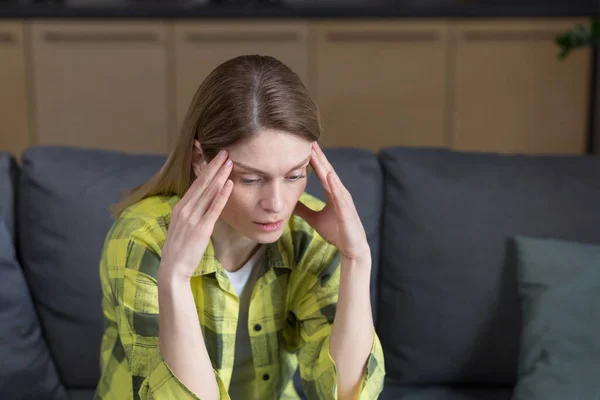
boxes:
[556,18,600,59]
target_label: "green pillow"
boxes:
[513,236,600,400]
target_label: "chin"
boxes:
[250,230,285,244]
[255,236,282,244]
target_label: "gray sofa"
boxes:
[1,145,599,400]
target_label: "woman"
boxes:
[94,55,385,400]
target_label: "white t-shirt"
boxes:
[223,246,265,400]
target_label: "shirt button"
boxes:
[262,374,270,381]
[254,324,262,332]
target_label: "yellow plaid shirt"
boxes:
[94,192,385,399]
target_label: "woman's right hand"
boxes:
[158,149,233,282]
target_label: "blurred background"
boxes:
[1,0,598,158]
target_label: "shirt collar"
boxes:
[192,237,291,277]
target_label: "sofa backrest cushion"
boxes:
[0,153,18,241]
[377,147,600,386]
[0,217,67,400]
[17,146,165,390]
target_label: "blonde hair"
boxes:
[111,55,322,217]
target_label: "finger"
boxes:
[176,157,232,227]
[189,158,233,224]
[293,200,319,226]
[332,173,366,237]
[180,149,229,211]
[312,142,340,197]
[201,179,234,232]
[319,156,352,208]
[327,172,350,221]
[334,170,354,207]
[314,142,335,172]
[310,146,333,196]
[331,171,362,226]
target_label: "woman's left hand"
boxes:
[293,142,371,265]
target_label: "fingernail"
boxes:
[219,149,227,158]
[226,159,232,167]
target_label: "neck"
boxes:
[211,218,260,273]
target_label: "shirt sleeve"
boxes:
[293,244,385,400]
[99,219,230,400]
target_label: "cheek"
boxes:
[222,185,254,216]
[298,180,308,195]
[287,180,308,205]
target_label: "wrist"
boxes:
[341,245,372,268]
[158,268,191,292]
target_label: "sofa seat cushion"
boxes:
[67,389,95,400]
[377,147,600,386]
[380,383,513,400]
[0,218,67,400]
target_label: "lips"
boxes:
[255,220,283,224]
[253,219,285,233]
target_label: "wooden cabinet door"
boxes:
[172,20,311,144]
[30,21,169,154]
[451,19,591,155]
[0,21,31,158]
[314,20,450,151]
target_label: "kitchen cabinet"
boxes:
[0,21,31,158]
[314,20,451,151]
[2,17,591,157]
[30,21,170,154]
[172,20,312,146]
[450,19,591,155]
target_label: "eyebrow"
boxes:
[232,155,311,176]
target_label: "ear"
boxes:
[192,139,205,178]
[193,139,203,156]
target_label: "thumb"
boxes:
[293,200,318,226]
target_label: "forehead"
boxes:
[228,129,312,170]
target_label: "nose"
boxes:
[260,181,285,214]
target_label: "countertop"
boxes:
[0,0,597,19]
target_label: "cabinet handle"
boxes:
[462,30,560,42]
[0,32,16,44]
[185,32,299,43]
[326,31,440,42]
[42,31,159,44]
